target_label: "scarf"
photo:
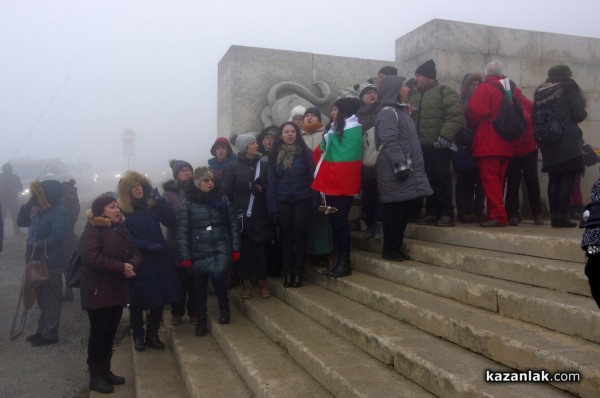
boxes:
[277,144,302,170]
[534,82,564,108]
[303,121,324,134]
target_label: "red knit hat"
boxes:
[210,137,233,156]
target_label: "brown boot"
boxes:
[258,280,271,298]
[241,280,252,299]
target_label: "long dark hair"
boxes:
[268,122,309,166]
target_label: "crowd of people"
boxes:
[2,58,596,395]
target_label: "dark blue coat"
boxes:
[451,128,478,171]
[266,150,317,215]
[123,195,182,309]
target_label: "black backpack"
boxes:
[533,108,564,146]
[486,82,525,141]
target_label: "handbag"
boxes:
[26,241,49,287]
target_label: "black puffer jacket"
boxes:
[177,185,240,274]
[223,154,272,243]
[533,78,588,172]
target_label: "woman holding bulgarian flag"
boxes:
[311,97,363,278]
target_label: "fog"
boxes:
[1,0,598,198]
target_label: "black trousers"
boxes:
[455,168,485,218]
[171,268,197,318]
[382,200,418,256]
[240,239,267,281]
[194,272,229,317]
[422,147,454,218]
[505,150,542,218]
[87,307,123,372]
[548,171,579,214]
[325,195,354,252]
[585,254,600,310]
[278,200,310,277]
[130,307,163,339]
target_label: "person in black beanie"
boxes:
[410,59,463,227]
[533,64,587,227]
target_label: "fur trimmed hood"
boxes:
[30,180,62,210]
[117,171,156,214]
[85,208,120,227]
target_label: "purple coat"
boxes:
[79,216,141,310]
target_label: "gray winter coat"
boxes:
[375,76,433,203]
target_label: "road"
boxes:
[0,227,94,398]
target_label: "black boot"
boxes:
[321,251,340,276]
[132,336,145,352]
[219,306,230,325]
[90,366,114,394]
[557,211,577,228]
[103,361,125,385]
[195,317,208,336]
[328,251,351,278]
[145,335,165,349]
[283,274,292,288]
[292,275,302,288]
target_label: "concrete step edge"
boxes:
[304,269,600,398]
[269,279,579,398]
[403,224,583,262]
[349,250,600,343]
[131,326,187,398]
[170,307,252,398]
[209,300,331,397]
[352,233,589,296]
[231,289,434,398]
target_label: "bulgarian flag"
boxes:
[312,115,363,196]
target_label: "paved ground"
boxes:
[0,223,120,398]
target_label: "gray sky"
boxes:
[1,0,598,183]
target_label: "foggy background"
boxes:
[1,0,598,197]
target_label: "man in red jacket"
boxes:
[466,60,515,227]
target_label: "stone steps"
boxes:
[116,223,598,397]
[230,290,434,398]
[170,319,251,397]
[303,267,599,397]
[269,278,576,398]
[345,249,600,344]
[131,328,187,398]
[403,223,583,263]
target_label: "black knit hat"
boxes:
[378,66,398,76]
[548,64,573,79]
[333,97,361,117]
[92,195,117,217]
[169,159,193,178]
[415,59,436,80]
[304,107,322,121]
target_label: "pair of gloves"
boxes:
[181,251,240,268]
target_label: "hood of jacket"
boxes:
[379,75,406,107]
[118,171,155,214]
[185,182,225,205]
[30,179,62,210]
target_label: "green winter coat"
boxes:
[410,81,464,147]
